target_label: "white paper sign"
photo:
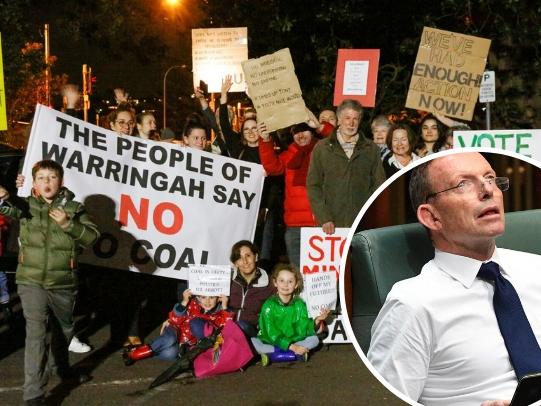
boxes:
[322,315,351,344]
[343,60,369,95]
[188,265,231,296]
[303,272,336,318]
[454,129,541,159]
[192,27,248,93]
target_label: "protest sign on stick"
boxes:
[192,27,248,93]
[405,27,491,121]
[242,48,307,133]
[333,49,380,107]
[21,105,265,280]
[188,265,231,296]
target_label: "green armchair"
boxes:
[349,209,541,353]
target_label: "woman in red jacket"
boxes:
[258,122,318,267]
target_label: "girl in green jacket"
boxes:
[251,264,329,365]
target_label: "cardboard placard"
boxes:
[242,48,307,132]
[333,49,380,107]
[405,27,491,121]
[192,27,248,93]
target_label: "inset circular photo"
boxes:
[340,148,541,406]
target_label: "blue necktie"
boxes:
[478,261,541,379]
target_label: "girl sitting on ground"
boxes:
[123,289,232,364]
[251,264,330,365]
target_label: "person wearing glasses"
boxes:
[108,104,136,136]
[368,152,541,406]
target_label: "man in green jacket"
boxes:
[0,159,99,405]
[307,99,386,234]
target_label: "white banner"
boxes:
[300,227,350,343]
[454,129,541,159]
[192,27,248,93]
[188,265,231,296]
[20,105,265,280]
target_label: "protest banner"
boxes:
[300,227,350,344]
[405,27,491,121]
[192,27,248,93]
[20,105,265,280]
[333,49,380,107]
[242,48,307,133]
[188,265,231,296]
[0,34,7,131]
[454,129,541,160]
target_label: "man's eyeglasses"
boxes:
[425,176,509,203]
[115,120,135,127]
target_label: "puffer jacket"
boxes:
[0,187,100,289]
[168,299,233,346]
[257,295,316,350]
[258,139,317,227]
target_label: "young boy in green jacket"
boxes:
[0,159,99,405]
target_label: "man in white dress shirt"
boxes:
[368,152,541,406]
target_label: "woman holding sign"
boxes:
[258,122,318,267]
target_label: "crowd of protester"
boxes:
[0,77,471,405]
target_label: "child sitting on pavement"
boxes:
[251,263,330,365]
[123,289,233,364]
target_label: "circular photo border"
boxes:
[338,146,541,406]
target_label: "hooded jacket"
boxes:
[0,187,100,289]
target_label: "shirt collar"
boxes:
[432,247,502,289]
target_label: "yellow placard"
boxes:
[242,48,307,133]
[0,34,7,131]
[405,27,491,121]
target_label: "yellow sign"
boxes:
[0,34,7,131]
[405,27,491,121]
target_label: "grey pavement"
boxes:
[0,315,407,406]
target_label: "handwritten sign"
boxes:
[192,27,248,93]
[406,27,491,120]
[242,48,307,132]
[303,272,336,318]
[188,265,231,296]
[333,49,380,107]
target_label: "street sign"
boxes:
[479,70,496,103]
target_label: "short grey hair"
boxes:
[336,99,363,121]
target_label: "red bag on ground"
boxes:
[194,320,254,378]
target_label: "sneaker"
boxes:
[260,353,269,367]
[69,336,92,353]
